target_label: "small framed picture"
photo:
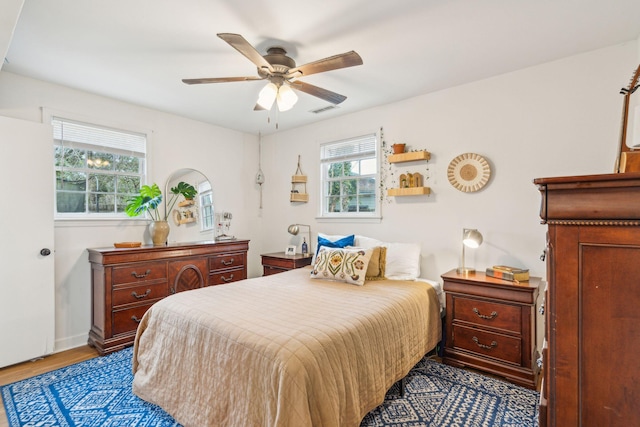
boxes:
[285,245,296,256]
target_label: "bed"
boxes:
[132,254,442,427]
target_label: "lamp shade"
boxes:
[457,228,483,274]
[276,84,298,111]
[287,224,301,235]
[257,82,277,110]
[462,229,483,248]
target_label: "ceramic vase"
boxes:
[149,220,170,246]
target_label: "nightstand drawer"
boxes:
[453,296,522,333]
[452,324,522,365]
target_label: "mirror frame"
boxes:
[164,168,213,240]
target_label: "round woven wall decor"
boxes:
[447,153,491,192]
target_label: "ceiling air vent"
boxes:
[310,105,339,114]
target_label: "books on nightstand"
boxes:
[486,265,530,282]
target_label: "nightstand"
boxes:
[261,252,313,276]
[441,269,540,389]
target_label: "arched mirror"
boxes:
[164,168,214,243]
[617,65,640,173]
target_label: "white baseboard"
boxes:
[54,333,89,353]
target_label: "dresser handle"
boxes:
[131,315,142,323]
[221,274,234,283]
[473,308,498,320]
[131,269,151,279]
[131,289,151,299]
[472,336,497,350]
[221,258,235,266]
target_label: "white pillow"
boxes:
[355,235,384,249]
[310,246,374,286]
[384,242,421,280]
[356,235,421,280]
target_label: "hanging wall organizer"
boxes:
[291,155,309,202]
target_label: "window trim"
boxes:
[318,132,381,219]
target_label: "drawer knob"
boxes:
[221,274,234,283]
[221,258,235,266]
[131,289,151,299]
[472,336,497,350]
[473,308,498,320]
[131,315,142,323]
[131,269,151,279]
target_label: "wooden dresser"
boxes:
[87,240,249,355]
[441,269,540,389]
[534,173,640,427]
[261,252,313,275]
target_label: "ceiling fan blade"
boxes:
[286,51,362,78]
[290,81,347,105]
[217,33,274,73]
[182,76,264,85]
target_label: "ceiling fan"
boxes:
[182,33,363,111]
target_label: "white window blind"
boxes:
[52,117,146,157]
[320,134,376,163]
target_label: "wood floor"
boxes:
[0,346,99,427]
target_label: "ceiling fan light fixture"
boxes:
[276,84,298,112]
[257,82,278,110]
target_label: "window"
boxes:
[198,181,214,231]
[320,133,379,217]
[53,117,147,218]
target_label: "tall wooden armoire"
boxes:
[533,173,640,427]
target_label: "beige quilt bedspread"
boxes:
[132,267,441,427]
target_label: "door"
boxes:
[0,115,55,368]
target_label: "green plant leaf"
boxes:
[170,181,198,199]
[125,183,163,220]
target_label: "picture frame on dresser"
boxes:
[285,245,296,256]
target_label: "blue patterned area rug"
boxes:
[1,347,538,426]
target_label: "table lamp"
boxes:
[457,228,483,274]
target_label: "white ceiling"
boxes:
[3,0,640,135]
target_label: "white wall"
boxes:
[260,41,638,282]
[0,40,637,354]
[0,72,261,350]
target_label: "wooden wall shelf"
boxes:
[387,187,431,196]
[388,151,431,163]
[290,193,309,202]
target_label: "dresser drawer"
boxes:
[453,296,522,333]
[452,324,522,365]
[112,262,167,286]
[210,253,245,271]
[112,304,153,336]
[209,268,246,285]
[112,282,168,308]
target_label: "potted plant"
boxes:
[126,181,198,245]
